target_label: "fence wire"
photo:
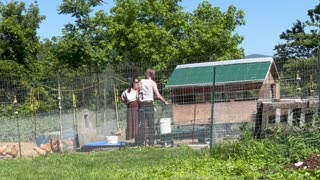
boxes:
[0,54,320,158]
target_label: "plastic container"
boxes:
[106,136,118,144]
[159,118,171,134]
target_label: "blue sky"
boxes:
[21,0,319,56]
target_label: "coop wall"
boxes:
[171,75,281,125]
[258,72,279,99]
[173,100,256,125]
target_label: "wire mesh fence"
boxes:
[0,54,320,158]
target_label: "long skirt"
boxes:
[126,101,139,140]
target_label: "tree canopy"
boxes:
[0,1,45,65]
[274,3,320,59]
[0,0,246,86]
[107,0,245,70]
[52,0,245,71]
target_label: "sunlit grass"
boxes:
[1,128,320,179]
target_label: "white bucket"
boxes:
[106,136,118,144]
[159,118,171,134]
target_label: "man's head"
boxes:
[145,68,156,80]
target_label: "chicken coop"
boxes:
[166,57,280,126]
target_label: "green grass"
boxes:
[0,147,261,179]
[0,148,314,179]
[1,128,320,179]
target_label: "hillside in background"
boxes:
[245,54,271,58]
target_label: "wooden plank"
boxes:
[258,98,319,129]
[263,101,308,110]
[275,83,280,100]
[308,100,320,108]
[261,107,269,130]
[287,109,293,127]
[275,108,281,125]
[312,111,318,126]
[300,108,305,127]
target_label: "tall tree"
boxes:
[108,0,245,71]
[57,0,110,69]
[0,1,46,105]
[108,0,183,70]
[275,3,320,59]
[0,1,45,65]
[56,0,245,73]
[179,2,245,61]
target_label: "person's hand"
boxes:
[164,101,169,105]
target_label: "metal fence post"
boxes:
[14,95,22,159]
[58,71,63,141]
[318,50,320,114]
[210,66,216,155]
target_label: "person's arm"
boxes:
[152,80,168,105]
[121,90,127,103]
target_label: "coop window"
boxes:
[174,94,195,104]
[174,88,259,104]
[215,90,259,102]
[194,93,207,103]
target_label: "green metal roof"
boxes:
[166,57,278,88]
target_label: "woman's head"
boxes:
[131,78,139,89]
[128,78,139,93]
[145,68,156,80]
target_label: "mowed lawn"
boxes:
[0,143,318,179]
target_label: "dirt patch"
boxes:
[286,154,320,170]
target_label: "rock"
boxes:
[294,161,303,167]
